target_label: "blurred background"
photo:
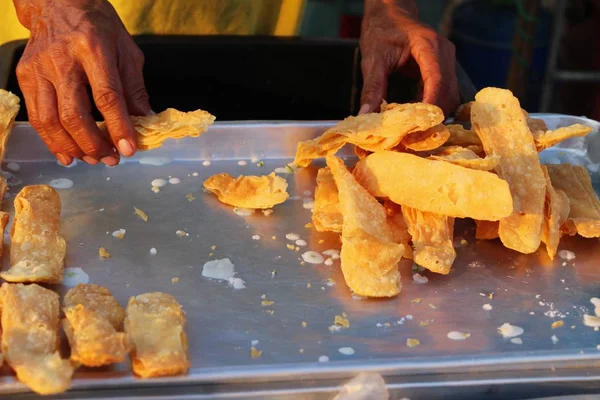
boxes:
[1,0,599,121]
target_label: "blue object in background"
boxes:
[450,0,553,111]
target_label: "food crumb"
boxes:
[583,314,600,327]
[483,304,493,311]
[185,193,195,202]
[498,323,524,338]
[286,233,300,241]
[411,298,422,304]
[261,300,274,306]
[134,207,148,222]
[272,236,277,240]
[238,160,247,166]
[112,229,126,239]
[252,235,261,240]
[192,172,199,176]
[318,355,329,363]
[265,310,275,315]
[510,337,523,345]
[306,283,312,288]
[296,239,307,247]
[302,321,307,328]
[324,258,334,266]
[334,314,350,328]
[428,303,437,309]
[318,239,325,244]
[126,283,130,288]
[551,335,559,344]
[151,186,160,193]
[262,209,274,216]
[228,277,246,289]
[302,251,325,264]
[305,223,313,228]
[338,347,355,356]
[171,277,179,284]
[419,321,430,327]
[149,247,157,255]
[551,320,564,329]
[202,160,211,166]
[233,207,255,216]
[251,347,262,359]
[176,230,187,237]
[406,338,420,348]
[99,247,110,259]
[326,278,336,287]
[413,273,429,284]
[286,244,295,250]
[447,331,471,341]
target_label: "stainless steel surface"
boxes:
[1,115,600,398]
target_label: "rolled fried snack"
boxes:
[534,124,593,151]
[313,167,343,232]
[383,200,413,260]
[0,89,20,163]
[402,207,455,275]
[471,87,545,254]
[0,283,73,395]
[429,146,500,171]
[1,185,66,283]
[204,172,288,209]
[327,156,404,297]
[353,151,513,221]
[547,164,600,238]
[475,220,499,240]
[540,166,570,259]
[125,292,190,378]
[62,284,128,367]
[401,124,450,152]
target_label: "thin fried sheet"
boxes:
[63,284,128,367]
[0,89,20,164]
[204,172,289,209]
[313,167,343,233]
[1,185,66,283]
[475,220,499,240]
[327,156,404,298]
[353,151,513,221]
[402,207,455,275]
[429,146,500,171]
[541,166,570,259]
[125,292,190,378]
[354,146,372,160]
[0,283,73,395]
[383,200,413,260]
[534,124,593,151]
[546,164,600,238]
[454,102,474,122]
[401,124,450,151]
[471,87,545,254]
[445,124,482,147]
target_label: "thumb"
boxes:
[360,57,389,114]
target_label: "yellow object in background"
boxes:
[0,0,305,46]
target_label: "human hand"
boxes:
[13,0,150,166]
[359,0,460,116]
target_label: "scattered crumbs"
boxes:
[551,335,559,344]
[112,229,126,239]
[286,233,300,241]
[406,315,413,320]
[302,251,325,265]
[209,253,214,257]
[171,277,179,284]
[295,247,300,252]
[126,283,130,288]
[238,160,247,166]
[149,247,157,255]
[151,186,160,193]
[584,314,600,327]
[202,258,235,281]
[406,338,420,348]
[305,223,313,228]
[251,340,259,346]
[558,250,576,261]
[483,304,493,311]
[134,207,149,222]
[106,177,111,181]
[551,321,564,329]
[302,321,307,328]
[211,245,216,250]
[272,236,277,240]
[252,235,261,240]
[169,177,181,184]
[428,304,437,309]
[296,239,307,246]
[233,207,255,216]
[286,244,295,250]
[334,314,350,328]
[510,337,523,345]
[250,347,262,359]
[192,172,199,176]
[271,270,277,277]
[498,323,524,338]
[228,277,246,289]
[324,258,334,266]
[299,348,304,353]
[447,331,471,341]
[176,230,188,237]
[411,298,422,304]
[265,309,275,315]
[262,209,274,216]
[261,300,275,306]
[318,239,325,244]
[322,249,340,258]
[202,160,211,166]
[99,247,110,259]
[384,322,392,328]
[413,273,429,284]
[530,312,535,315]
[591,297,600,316]
[300,261,306,266]
[419,321,430,327]
[326,278,336,287]
[318,355,329,363]
[185,193,195,202]
[479,293,486,297]
[261,294,266,299]
[572,325,576,329]
[257,161,265,167]
[338,347,355,356]
[98,208,105,212]
[302,199,315,210]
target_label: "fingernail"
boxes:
[101,156,119,167]
[82,156,99,165]
[358,104,371,115]
[118,138,134,157]
[56,153,71,166]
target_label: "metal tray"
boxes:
[2,115,600,399]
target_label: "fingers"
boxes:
[79,45,138,157]
[118,43,151,117]
[360,56,389,114]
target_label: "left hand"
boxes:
[359,1,460,116]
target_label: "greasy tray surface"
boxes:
[1,115,600,393]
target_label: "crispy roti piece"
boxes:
[534,124,593,151]
[429,146,500,171]
[540,166,570,260]
[1,185,66,283]
[313,167,343,233]
[475,220,499,240]
[445,124,482,147]
[204,172,289,209]
[125,292,190,378]
[471,87,545,254]
[63,284,129,367]
[382,200,413,260]
[327,156,404,298]
[546,164,600,238]
[0,283,73,395]
[402,207,455,274]
[353,151,513,220]
[401,124,450,151]
[294,103,443,167]
[0,89,20,164]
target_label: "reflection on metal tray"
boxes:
[1,114,600,399]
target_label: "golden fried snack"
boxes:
[527,117,548,136]
[0,176,7,201]
[353,151,513,220]
[547,164,600,238]
[0,283,73,395]
[534,124,593,151]
[313,167,343,232]
[0,89,20,163]
[402,207,455,274]
[383,200,413,260]
[327,156,404,297]
[1,185,66,283]
[475,220,499,240]
[125,292,190,378]
[445,124,482,147]
[354,146,372,160]
[204,172,289,209]
[454,102,474,122]
[62,284,128,367]
[429,146,500,171]
[471,87,545,254]
[401,124,450,151]
[0,212,9,259]
[540,166,570,259]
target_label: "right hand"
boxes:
[13,0,151,166]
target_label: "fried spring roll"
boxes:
[125,292,190,378]
[0,283,73,395]
[1,185,66,283]
[62,284,128,367]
